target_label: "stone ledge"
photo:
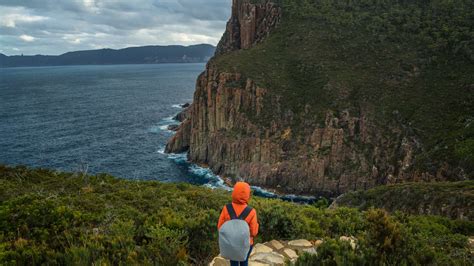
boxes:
[209,238,320,266]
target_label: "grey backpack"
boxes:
[219,204,253,261]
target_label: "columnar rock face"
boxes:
[166,0,463,196]
[215,0,281,55]
[165,66,433,195]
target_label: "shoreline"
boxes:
[160,104,320,204]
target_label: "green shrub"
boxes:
[294,209,474,265]
[214,0,474,176]
[0,165,472,265]
[295,239,365,265]
[335,181,474,221]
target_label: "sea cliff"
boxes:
[167,0,473,196]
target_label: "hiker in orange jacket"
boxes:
[218,182,259,265]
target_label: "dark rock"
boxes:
[168,124,180,131]
[165,119,191,154]
[174,107,191,122]
[215,0,281,55]
[168,44,428,196]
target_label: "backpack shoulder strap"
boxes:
[226,203,238,220]
[238,206,253,220]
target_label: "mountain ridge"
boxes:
[0,44,215,68]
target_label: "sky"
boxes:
[0,0,231,56]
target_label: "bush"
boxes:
[294,209,474,265]
[0,165,472,265]
[295,239,365,265]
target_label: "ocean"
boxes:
[0,64,315,202]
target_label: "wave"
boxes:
[158,147,316,203]
[172,103,191,109]
[157,147,231,191]
[149,114,180,134]
[189,164,233,191]
[150,103,191,134]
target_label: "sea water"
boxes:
[0,64,315,203]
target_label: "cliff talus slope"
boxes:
[167,0,474,196]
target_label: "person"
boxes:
[218,182,259,266]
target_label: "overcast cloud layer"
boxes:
[0,0,231,55]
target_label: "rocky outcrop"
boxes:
[167,118,191,153]
[209,239,324,266]
[166,65,432,196]
[469,237,474,254]
[208,238,359,265]
[168,124,180,131]
[215,0,281,55]
[166,0,464,196]
[174,105,191,122]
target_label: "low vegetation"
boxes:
[214,0,474,176]
[0,165,473,265]
[334,181,474,220]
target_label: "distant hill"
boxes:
[0,44,215,68]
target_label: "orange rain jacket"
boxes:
[217,182,259,245]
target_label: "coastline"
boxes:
[160,104,319,204]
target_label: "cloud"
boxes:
[19,34,35,42]
[0,0,231,55]
[0,7,49,28]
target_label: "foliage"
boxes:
[295,239,365,265]
[335,181,474,220]
[213,0,474,176]
[0,165,473,265]
[295,209,474,265]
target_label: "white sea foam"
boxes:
[188,164,232,191]
[149,125,174,134]
[168,153,188,164]
[159,145,316,202]
[149,115,181,134]
[157,146,166,154]
[158,143,316,203]
[251,185,278,198]
[160,116,179,124]
[158,146,186,161]
[148,126,161,133]
[159,125,170,130]
[158,145,232,191]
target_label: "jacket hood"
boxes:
[232,182,251,204]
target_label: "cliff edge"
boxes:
[167,0,474,196]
